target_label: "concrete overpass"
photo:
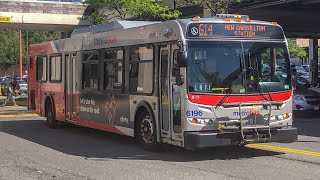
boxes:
[230,0,320,38]
[0,0,92,32]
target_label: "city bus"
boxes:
[28,14,298,150]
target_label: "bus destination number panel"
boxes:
[187,23,284,39]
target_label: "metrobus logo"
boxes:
[233,110,260,116]
[94,35,117,46]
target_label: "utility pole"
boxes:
[19,30,22,80]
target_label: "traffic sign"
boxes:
[0,16,11,22]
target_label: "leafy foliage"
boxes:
[0,30,57,68]
[82,0,181,24]
[182,0,243,15]
[287,39,307,58]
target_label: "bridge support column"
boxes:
[309,38,319,86]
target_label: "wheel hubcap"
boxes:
[141,115,154,144]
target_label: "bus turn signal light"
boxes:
[191,118,198,124]
[272,22,278,25]
[223,18,231,22]
[192,17,200,22]
[285,113,290,119]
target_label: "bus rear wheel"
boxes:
[137,110,159,151]
[46,101,58,129]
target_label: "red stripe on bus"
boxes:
[77,120,127,136]
[187,91,292,106]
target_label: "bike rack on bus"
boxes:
[238,102,272,143]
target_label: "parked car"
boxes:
[296,76,310,89]
[18,80,27,94]
[302,65,310,72]
[293,88,320,111]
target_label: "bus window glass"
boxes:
[83,63,90,88]
[172,49,181,133]
[129,45,154,93]
[29,57,33,69]
[103,49,124,90]
[36,56,47,81]
[129,45,153,61]
[82,51,99,90]
[50,56,61,81]
[105,49,123,60]
[104,63,114,89]
[242,43,291,93]
[90,63,99,89]
[187,41,291,94]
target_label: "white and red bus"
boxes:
[28,14,297,150]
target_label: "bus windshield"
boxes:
[187,41,291,94]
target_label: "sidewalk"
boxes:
[0,94,28,106]
[0,106,38,118]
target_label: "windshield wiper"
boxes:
[215,56,244,109]
[250,54,273,101]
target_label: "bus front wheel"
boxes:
[137,110,159,151]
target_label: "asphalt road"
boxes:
[0,112,319,180]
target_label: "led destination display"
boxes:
[187,23,284,39]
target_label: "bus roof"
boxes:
[71,20,160,37]
[29,14,285,56]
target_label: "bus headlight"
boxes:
[188,118,214,125]
[276,113,291,120]
[265,113,291,121]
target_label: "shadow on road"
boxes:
[0,119,284,162]
[293,111,320,138]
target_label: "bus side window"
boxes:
[103,49,124,91]
[82,51,99,90]
[36,56,47,82]
[129,63,139,92]
[129,45,154,94]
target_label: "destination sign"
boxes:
[0,16,11,22]
[187,23,284,39]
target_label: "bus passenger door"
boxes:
[159,44,183,144]
[65,54,76,122]
[170,44,183,141]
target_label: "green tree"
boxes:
[0,30,57,68]
[0,30,20,69]
[82,0,181,24]
[181,0,243,15]
[287,39,307,58]
[28,31,57,45]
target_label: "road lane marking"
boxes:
[0,113,39,118]
[246,144,320,157]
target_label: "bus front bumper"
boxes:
[184,126,298,149]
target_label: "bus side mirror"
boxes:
[177,51,188,67]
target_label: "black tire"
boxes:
[136,110,160,151]
[46,101,58,129]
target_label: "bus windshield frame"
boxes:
[187,40,292,95]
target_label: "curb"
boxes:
[0,113,39,118]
